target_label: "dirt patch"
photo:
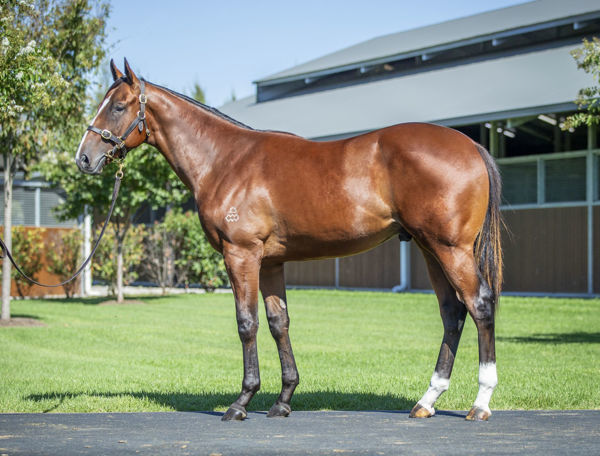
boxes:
[98,299,147,306]
[0,317,46,327]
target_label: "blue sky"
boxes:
[106,0,529,106]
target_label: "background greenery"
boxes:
[1,290,598,413]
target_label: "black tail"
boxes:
[473,143,503,313]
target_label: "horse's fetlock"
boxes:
[283,372,299,389]
[243,378,261,394]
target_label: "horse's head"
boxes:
[75,58,150,174]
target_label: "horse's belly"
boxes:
[264,220,398,262]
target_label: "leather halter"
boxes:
[86,79,150,163]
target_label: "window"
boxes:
[40,189,74,227]
[545,157,586,203]
[0,187,36,225]
[499,162,537,205]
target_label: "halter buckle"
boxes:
[137,111,145,120]
[139,93,147,104]
[101,129,112,140]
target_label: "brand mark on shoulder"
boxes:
[225,207,239,223]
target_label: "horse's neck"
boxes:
[145,85,252,197]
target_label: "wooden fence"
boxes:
[0,226,79,297]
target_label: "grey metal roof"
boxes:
[220,44,594,139]
[256,0,600,84]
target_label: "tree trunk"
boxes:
[116,240,124,303]
[2,152,13,321]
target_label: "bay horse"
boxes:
[75,59,502,421]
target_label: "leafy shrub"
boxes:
[46,229,82,298]
[162,209,228,291]
[10,226,45,298]
[92,223,146,295]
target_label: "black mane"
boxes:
[144,80,255,131]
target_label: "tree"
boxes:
[141,220,173,294]
[564,37,600,129]
[228,89,237,103]
[188,82,206,104]
[1,0,108,320]
[39,141,190,302]
[92,222,145,296]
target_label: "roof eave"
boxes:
[254,9,600,87]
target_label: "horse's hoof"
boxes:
[465,406,491,421]
[409,403,434,418]
[221,404,247,421]
[267,402,291,418]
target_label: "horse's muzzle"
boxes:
[76,154,106,175]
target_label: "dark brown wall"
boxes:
[410,244,431,290]
[502,207,588,293]
[339,238,400,288]
[594,206,600,294]
[284,238,401,289]
[285,206,594,295]
[409,206,590,294]
[285,259,336,287]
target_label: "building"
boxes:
[220,0,600,296]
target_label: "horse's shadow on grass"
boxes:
[24,390,446,416]
[35,296,170,306]
[498,331,600,344]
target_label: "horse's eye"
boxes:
[114,103,125,112]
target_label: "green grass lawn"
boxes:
[1,290,599,413]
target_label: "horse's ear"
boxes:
[123,58,139,86]
[110,58,123,81]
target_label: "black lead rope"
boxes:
[0,171,122,288]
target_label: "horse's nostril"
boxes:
[81,154,90,166]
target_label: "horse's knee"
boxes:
[237,315,258,341]
[267,312,289,339]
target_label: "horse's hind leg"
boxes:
[260,263,299,417]
[428,244,497,421]
[410,250,468,418]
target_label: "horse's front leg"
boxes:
[260,263,299,417]
[221,245,262,421]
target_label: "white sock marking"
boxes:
[75,96,111,161]
[473,362,497,412]
[417,371,450,415]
